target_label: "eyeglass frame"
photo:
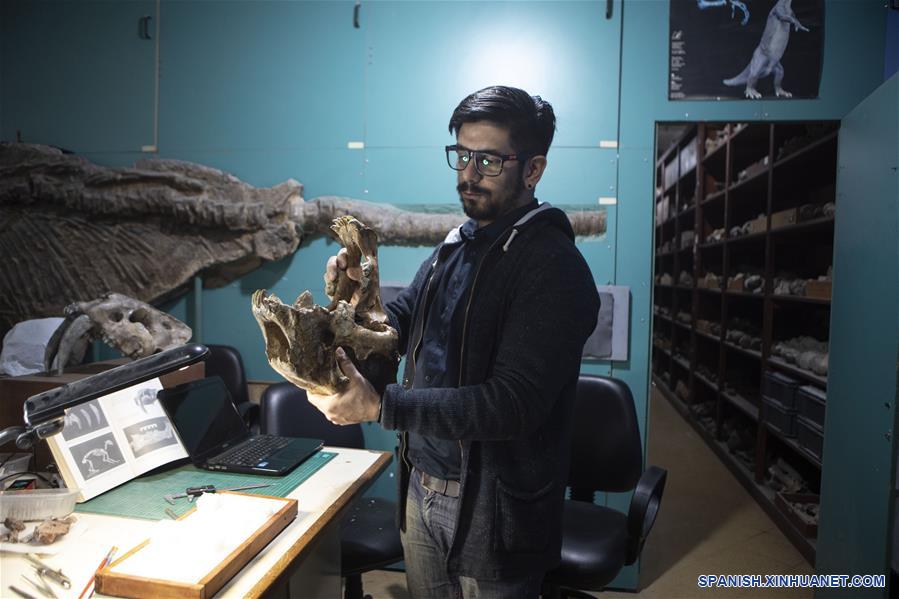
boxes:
[445,144,529,177]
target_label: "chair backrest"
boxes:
[204,344,249,407]
[260,382,365,449]
[568,375,644,497]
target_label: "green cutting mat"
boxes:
[75,451,336,520]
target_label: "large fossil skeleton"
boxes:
[252,216,399,396]
[1,143,605,337]
[44,293,192,374]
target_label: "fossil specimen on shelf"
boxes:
[252,216,399,396]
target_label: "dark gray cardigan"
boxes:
[381,203,600,580]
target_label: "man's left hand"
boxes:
[306,347,381,425]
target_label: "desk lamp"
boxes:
[0,344,209,449]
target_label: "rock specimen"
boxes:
[0,143,606,337]
[44,293,192,373]
[252,216,399,395]
[31,516,76,544]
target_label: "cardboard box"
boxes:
[727,277,745,292]
[771,207,799,229]
[805,279,832,299]
[775,492,819,538]
[746,215,767,235]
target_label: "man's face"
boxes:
[455,121,526,225]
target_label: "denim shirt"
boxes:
[407,200,538,480]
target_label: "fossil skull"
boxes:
[252,216,399,395]
[44,293,192,373]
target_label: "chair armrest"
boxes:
[625,465,667,565]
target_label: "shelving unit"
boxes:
[652,121,839,564]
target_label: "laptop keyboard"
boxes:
[209,435,291,467]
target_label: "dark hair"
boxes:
[448,86,556,157]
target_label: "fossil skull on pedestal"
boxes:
[44,293,192,373]
[251,216,400,395]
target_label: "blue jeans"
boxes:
[401,468,545,599]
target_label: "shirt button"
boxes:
[425,375,432,383]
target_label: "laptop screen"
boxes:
[158,377,249,461]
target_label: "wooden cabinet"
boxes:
[652,121,839,563]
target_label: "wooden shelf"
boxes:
[727,230,767,245]
[774,130,838,171]
[673,319,692,332]
[762,422,822,469]
[767,357,827,388]
[769,216,834,237]
[673,355,691,371]
[695,329,720,343]
[698,240,726,251]
[653,120,835,565]
[701,188,726,205]
[724,342,762,360]
[694,372,719,391]
[724,290,764,300]
[654,377,816,565]
[728,166,769,196]
[697,286,723,294]
[770,294,831,305]
[721,389,760,421]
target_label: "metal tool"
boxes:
[20,574,56,599]
[163,483,271,504]
[8,585,39,599]
[25,555,70,589]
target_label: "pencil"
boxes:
[77,545,116,599]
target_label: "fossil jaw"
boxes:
[251,217,399,395]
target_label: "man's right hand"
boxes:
[324,247,363,300]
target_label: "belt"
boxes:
[420,471,461,498]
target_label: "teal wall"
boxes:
[1,0,893,590]
[815,73,898,598]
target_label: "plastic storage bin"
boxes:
[798,385,826,429]
[796,415,824,462]
[0,488,78,521]
[762,372,801,408]
[762,395,797,437]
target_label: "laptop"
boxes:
[157,376,323,476]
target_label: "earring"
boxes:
[526,183,533,189]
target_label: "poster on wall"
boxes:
[669,0,824,100]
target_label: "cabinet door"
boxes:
[0,0,157,153]
[158,0,364,153]
[363,0,622,149]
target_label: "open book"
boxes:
[45,378,188,502]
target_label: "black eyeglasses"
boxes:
[445,145,525,177]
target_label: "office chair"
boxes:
[204,344,259,433]
[542,375,667,598]
[260,382,403,599]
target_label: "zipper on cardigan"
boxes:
[408,256,440,386]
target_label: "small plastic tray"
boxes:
[0,488,78,521]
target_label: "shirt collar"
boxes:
[460,199,539,243]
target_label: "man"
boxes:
[311,85,600,598]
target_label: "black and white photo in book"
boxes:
[669,0,824,100]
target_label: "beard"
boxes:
[458,174,526,223]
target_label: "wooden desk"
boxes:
[0,447,392,598]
